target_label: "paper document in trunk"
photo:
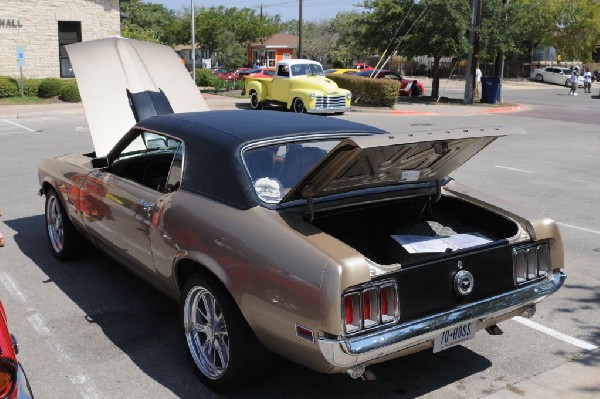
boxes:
[66,37,208,157]
[281,127,523,203]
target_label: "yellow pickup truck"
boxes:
[244,59,352,114]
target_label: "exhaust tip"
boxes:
[345,364,366,379]
[485,325,504,335]
[520,304,536,319]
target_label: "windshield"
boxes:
[290,63,324,77]
[243,140,340,203]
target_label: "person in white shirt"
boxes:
[583,68,592,93]
[475,66,482,98]
[569,66,580,96]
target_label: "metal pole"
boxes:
[497,0,508,103]
[298,0,303,58]
[463,0,478,104]
[191,0,196,82]
[19,66,24,97]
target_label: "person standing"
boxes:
[583,68,592,93]
[569,66,580,96]
[475,65,482,98]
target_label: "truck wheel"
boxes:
[181,274,270,390]
[44,188,85,260]
[292,98,306,113]
[250,92,262,110]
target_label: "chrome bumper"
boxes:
[306,106,351,114]
[319,271,566,368]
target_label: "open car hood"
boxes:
[66,37,208,157]
[281,127,524,204]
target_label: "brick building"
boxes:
[0,0,120,79]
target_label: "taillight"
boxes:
[342,281,399,334]
[513,243,550,285]
[0,360,16,398]
[344,293,361,333]
[363,288,379,328]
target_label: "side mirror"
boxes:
[92,157,109,169]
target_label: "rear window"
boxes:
[243,140,339,203]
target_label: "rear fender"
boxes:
[245,79,267,101]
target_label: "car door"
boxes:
[271,64,291,102]
[80,130,180,279]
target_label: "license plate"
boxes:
[433,321,476,353]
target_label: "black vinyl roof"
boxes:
[136,110,386,209]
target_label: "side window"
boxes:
[110,130,181,192]
[277,65,289,77]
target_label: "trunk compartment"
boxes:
[312,195,519,266]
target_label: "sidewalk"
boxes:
[0,90,526,119]
[483,350,600,399]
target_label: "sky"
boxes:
[142,0,362,21]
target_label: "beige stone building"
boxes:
[0,0,120,79]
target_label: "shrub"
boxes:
[59,81,81,102]
[194,68,215,87]
[0,76,19,98]
[38,77,64,98]
[234,79,245,90]
[328,74,400,107]
[23,79,42,97]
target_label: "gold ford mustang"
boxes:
[37,38,566,390]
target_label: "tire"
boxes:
[44,188,85,260]
[534,74,543,82]
[250,92,262,110]
[181,274,270,390]
[564,79,570,87]
[292,98,306,113]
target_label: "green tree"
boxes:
[120,0,180,44]
[361,0,471,98]
[195,6,280,63]
[330,12,370,67]
[213,30,248,70]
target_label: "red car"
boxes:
[212,68,236,81]
[355,69,426,96]
[0,301,33,399]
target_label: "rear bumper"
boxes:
[318,271,566,369]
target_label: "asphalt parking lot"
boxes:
[0,82,599,398]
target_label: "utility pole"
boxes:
[191,0,196,82]
[463,0,481,104]
[298,0,303,58]
[497,0,508,103]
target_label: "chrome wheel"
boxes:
[184,286,229,380]
[535,74,543,82]
[46,194,64,254]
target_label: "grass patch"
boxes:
[0,96,60,105]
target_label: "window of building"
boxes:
[267,50,276,67]
[58,21,82,78]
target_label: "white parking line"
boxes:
[494,165,535,174]
[513,316,598,351]
[558,222,600,236]
[0,272,102,398]
[0,118,35,132]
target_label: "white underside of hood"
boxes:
[66,37,209,157]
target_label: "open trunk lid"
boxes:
[281,127,524,204]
